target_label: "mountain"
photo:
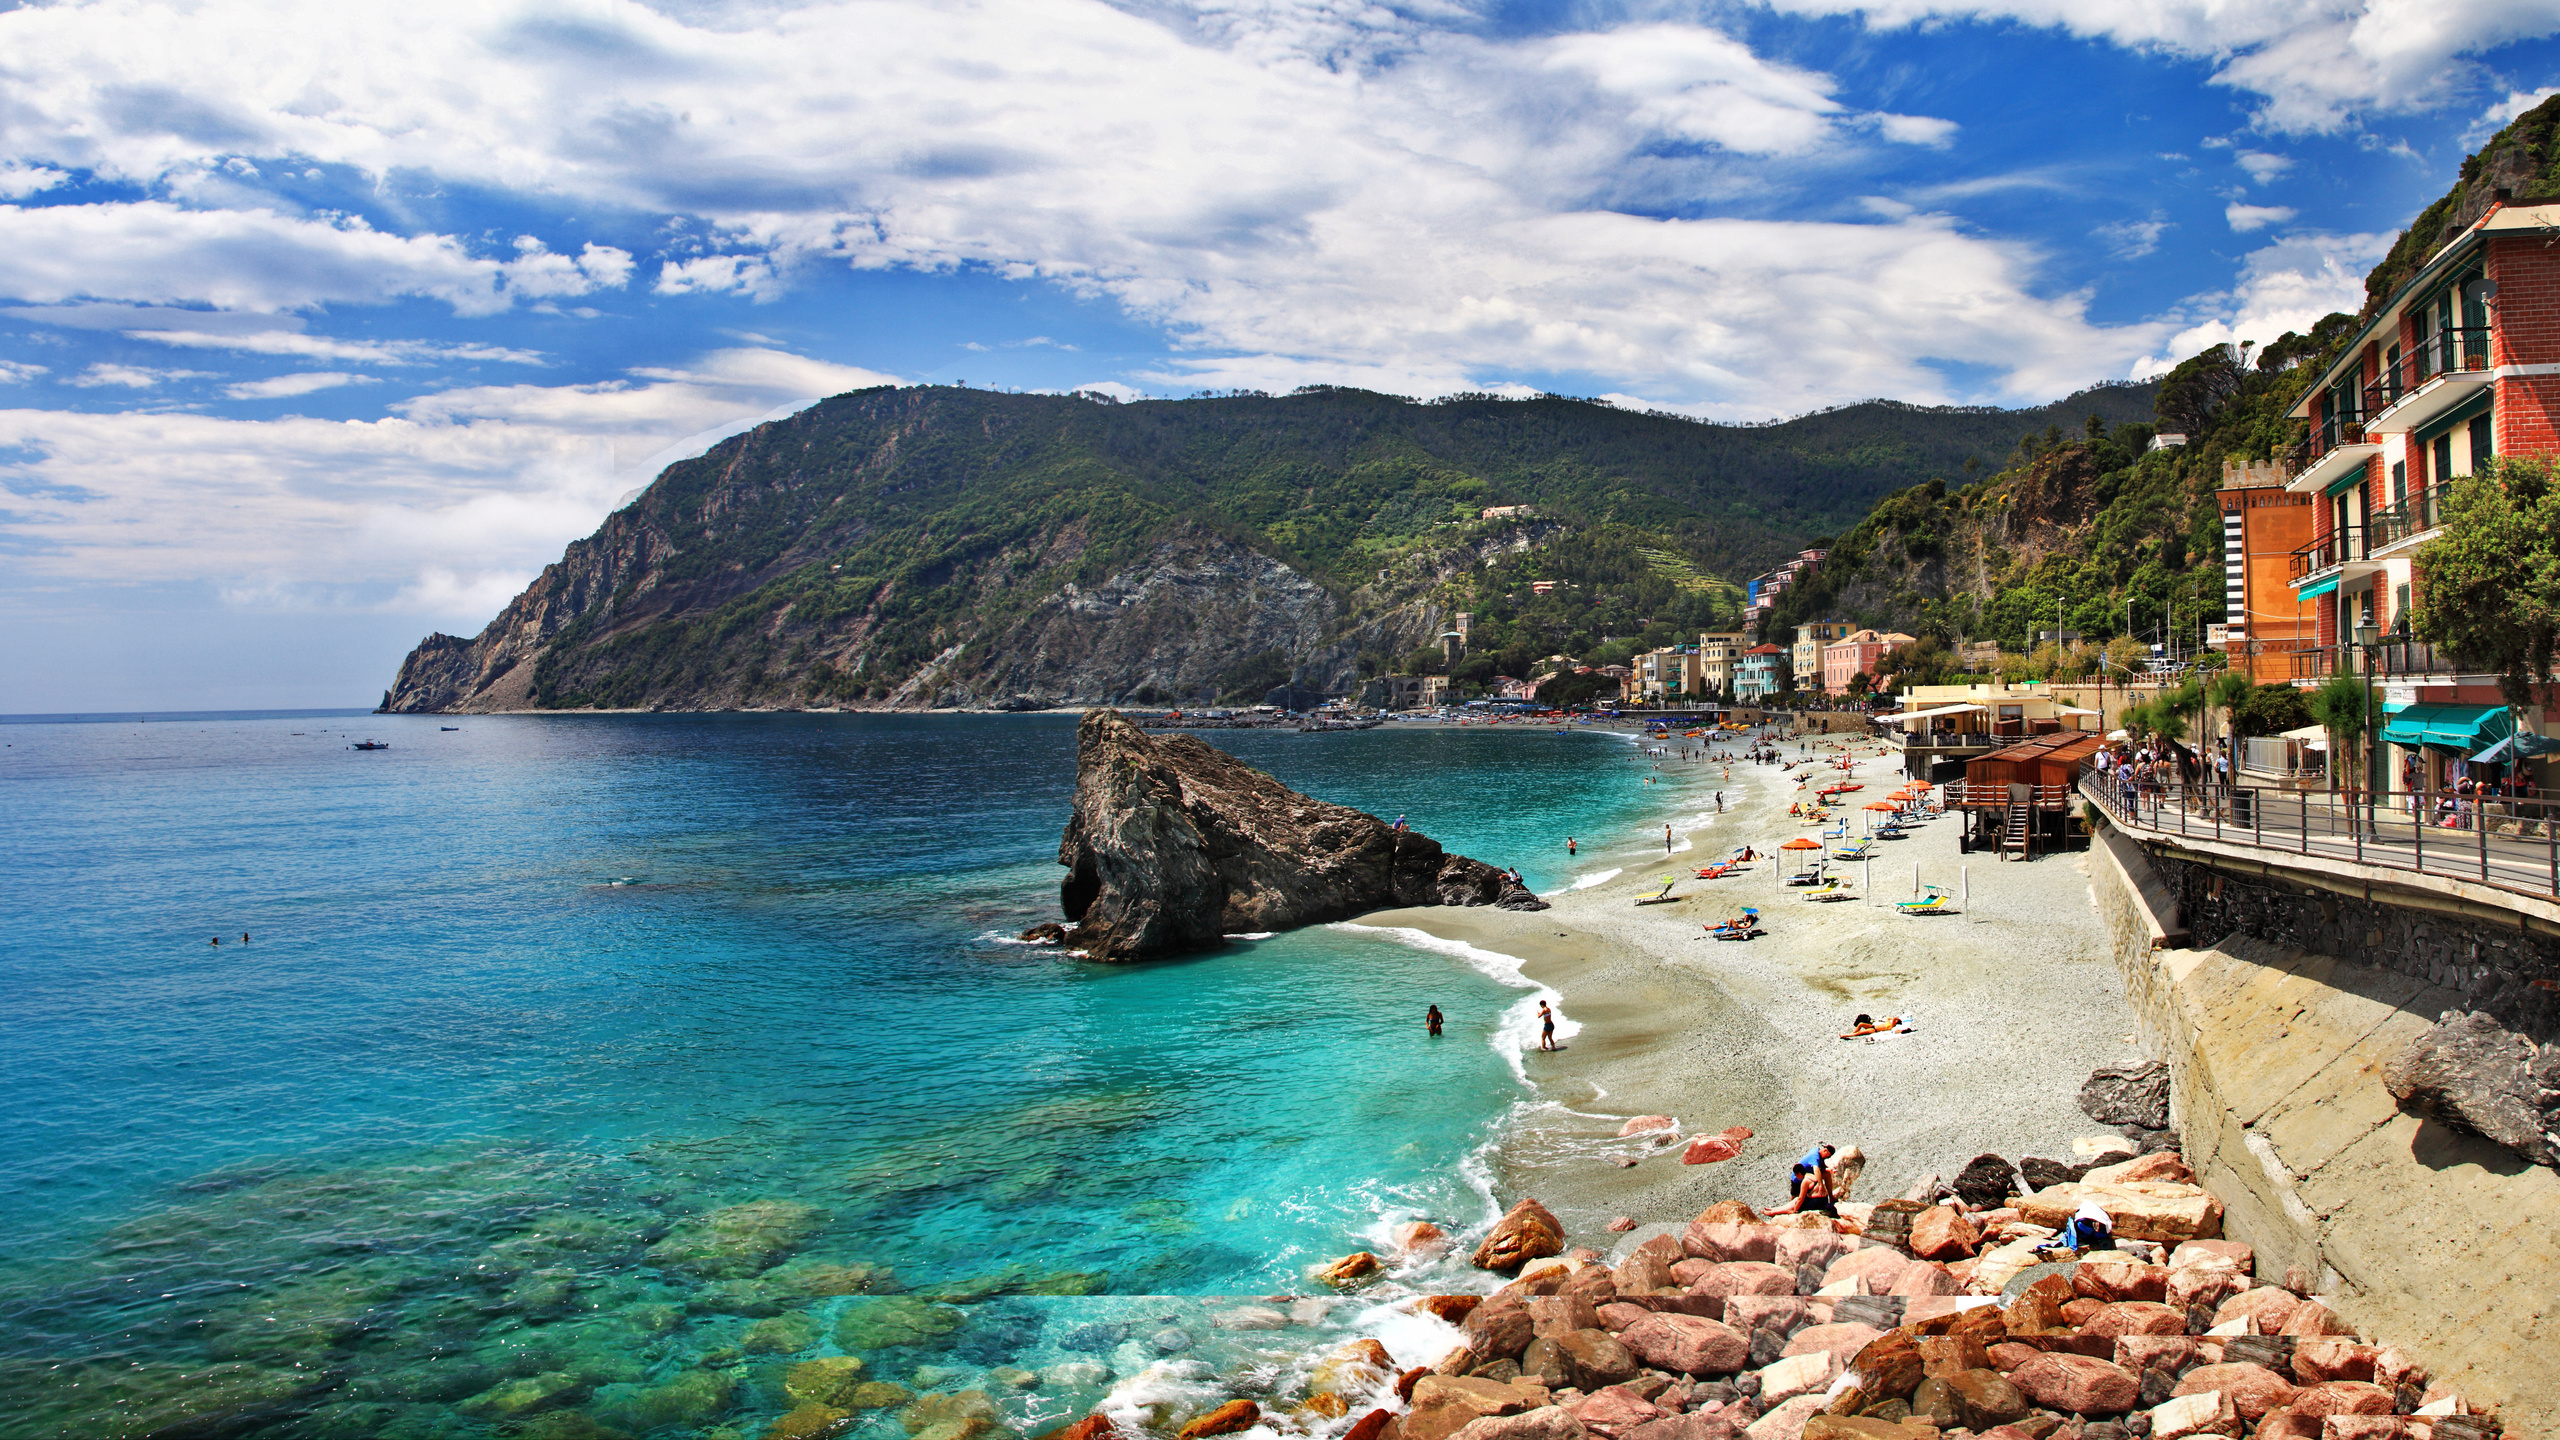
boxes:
[382,381,2156,713]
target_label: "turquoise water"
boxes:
[0,712,1708,1440]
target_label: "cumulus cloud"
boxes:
[0,360,47,384]
[2138,230,2395,372]
[223,370,377,398]
[1760,0,2560,133]
[0,348,901,616]
[2235,150,2294,184]
[66,362,213,387]
[0,0,2120,419]
[2226,202,2297,232]
[0,203,630,314]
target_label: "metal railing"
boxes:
[1947,780,2074,810]
[2362,327,2492,415]
[2367,482,2452,552]
[2284,414,2368,478]
[2082,757,2559,901]
[2284,639,2466,681]
[2289,525,2366,582]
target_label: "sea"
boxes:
[0,710,1736,1440]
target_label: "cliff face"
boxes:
[1049,710,1545,960]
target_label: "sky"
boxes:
[5,0,2560,711]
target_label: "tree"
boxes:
[2411,457,2560,712]
[2230,682,2312,737]
[2306,670,2372,802]
[2154,343,2248,436]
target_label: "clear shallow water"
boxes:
[0,712,1706,1440]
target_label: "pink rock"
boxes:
[2114,1337,2214,1373]
[1597,1302,1653,1334]
[1607,1217,1639,1233]
[2080,1302,2188,1339]
[1888,1262,1961,1299]
[1683,1222,1779,1263]
[1772,1229,1854,1274]
[2008,1353,2141,1416]
[1720,1296,1809,1335]
[1778,1322,1882,1367]
[2173,1362,2298,1423]
[1671,1258,1718,1287]
[1688,1262,1796,1305]
[1739,1394,1826,1440]
[2082,1152,2196,1186]
[1615,1236,1684,1294]
[2170,1240,2254,1273]
[2291,1341,2378,1384]
[1683,1137,1744,1166]
[2371,1347,2426,1393]
[1572,1386,1667,1438]
[2318,1419,2425,1440]
[2165,1258,2249,1314]
[1907,1206,1982,1262]
[1902,1296,1996,1327]
[2212,1287,2304,1335]
[2074,1260,2169,1303]
[2287,1383,2393,1420]
[1617,1313,1750,1377]
[1451,1407,1594,1440]
[2147,1389,2241,1439]
[1619,1116,1676,1138]
[1399,1222,1453,1255]
[2279,1301,2353,1337]
[1818,1247,1908,1296]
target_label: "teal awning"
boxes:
[2382,703,2511,753]
[2297,575,2340,599]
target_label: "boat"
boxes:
[441,725,460,731]
[351,740,391,750]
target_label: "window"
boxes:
[2395,583,2411,634]
[2469,413,2492,473]
[2433,433,2453,488]
[2391,461,2406,506]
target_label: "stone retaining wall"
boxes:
[2088,823,2560,1432]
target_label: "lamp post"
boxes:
[2354,621,2380,839]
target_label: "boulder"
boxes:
[1799,1420,1928,1440]
[1696,1200,1761,1226]
[2145,1389,2240,1439]
[1621,1117,1677,1138]
[1945,1369,2030,1429]
[1178,1401,1262,1440]
[2008,1354,2140,1416]
[2080,1062,2171,1131]
[2277,1302,2352,1338]
[1724,1297,1811,1336]
[1756,1351,1841,1404]
[1618,1236,1686,1294]
[1685,1135,1748,1166]
[1742,1394,1830,1440]
[2082,1153,2195,1187]
[1848,1331,1923,1399]
[2080,1303,2187,1340]
[1405,1376,1550,1440]
[1888,1264,1960,1299]
[1953,1156,2023,1211]
[1573,1387,1668,1438]
[1597,1302,1653,1333]
[2290,1342,2377,1385]
[2016,1183,2224,1244]
[2170,1240,2253,1273]
[1053,711,1538,960]
[2211,1289,2302,1336]
[1347,1413,1397,1440]
[2004,1276,2075,1335]
[1319,1253,1385,1287]
[2113,1338,2213,1374]
[1686,1224,1781,1264]
[1775,1229,1855,1274]
[1620,1315,1750,1377]
[1819,1250,1908,1296]
[1451,1407,1593,1440]
[1400,1223,1454,1257]
[1985,1342,2041,1373]
[1426,1296,1486,1326]
[2285,1383,2393,1420]
[1556,1330,1642,1389]
[2380,1010,2560,1166]
[1532,1295,1606,1340]
[1781,1324,1882,1368]
[1468,1300,1537,1360]
[1917,1334,1992,1380]
[2074,1260,2168,1304]
[1906,1208,1980,1262]
[1690,1263,1797,1305]
[2164,1258,2248,1314]
[1478,1201,1569,1273]
[1313,1340,1397,1399]
[2172,1363,2296,1423]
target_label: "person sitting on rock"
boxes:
[1766,1143,1838,1217]
[2070,1197,2113,1252]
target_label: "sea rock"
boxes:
[1622,1117,1677,1138]
[1405,1376,1550,1440]
[1953,1156,2022,1211]
[1214,1306,1292,1331]
[645,1199,829,1278]
[1617,1235,1686,1293]
[767,1401,855,1440]
[1401,1223,1454,1257]
[2008,1354,2139,1415]
[1575,1386,1670,1437]
[901,1389,1001,1436]
[1313,1339,1397,1399]
[836,1296,966,1351]
[1427,1296,1486,1325]
[785,1358,869,1407]
[2380,1010,2560,1166]
[2016,1183,2224,1244]
[1532,1295,1606,1339]
[1178,1400,1262,1439]
[1453,1407,1595,1440]
[1556,1330,1642,1388]
[1620,1315,1750,1377]
[2081,1063,2172,1131]
[1478,1201,1569,1273]
[854,1382,920,1409]
[592,1370,739,1432]
[1907,1208,1980,1262]
[1685,1136,1747,1166]
[746,1313,822,1355]
[1318,1252,1385,1287]
[1469,1299,1537,1359]
[1053,711,1540,960]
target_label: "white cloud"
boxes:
[2138,230,2395,372]
[0,203,630,315]
[2098,216,2172,259]
[2235,149,2294,184]
[0,361,47,384]
[0,348,901,618]
[0,0,2112,420]
[2466,86,2560,144]
[223,370,378,398]
[0,162,67,199]
[66,362,213,387]
[2225,202,2297,232]
[1,305,548,366]
[1758,0,2560,133]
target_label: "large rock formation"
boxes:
[2383,1010,2560,1167]
[1049,710,1546,961]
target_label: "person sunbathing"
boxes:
[1839,1013,1904,1039]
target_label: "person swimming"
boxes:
[1427,1004,1444,1037]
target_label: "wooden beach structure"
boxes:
[1947,731,2104,859]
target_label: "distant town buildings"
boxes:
[1480,504,1535,520]
[1360,674,1449,710]
[1744,549,1827,635]
[1822,627,1917,694]
[1792,621,1853,691]
[1734,644,1790,701]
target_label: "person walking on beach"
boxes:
[1715,791,1724,812]
[1663,823,1674,853]
[1537,1001,1557,1050]
[1427,1004,1444,1037]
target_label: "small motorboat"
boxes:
[351,739,391,750]
[441,726,460,731]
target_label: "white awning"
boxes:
[2277,723,2328,741]
[2053,704,2100,716]
[1877,703,1985,726]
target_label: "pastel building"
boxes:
[1792,621,1853,690]
[1734,644,1791,701]
[1821,628,1917,695]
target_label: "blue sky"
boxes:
[4,0,2560,710]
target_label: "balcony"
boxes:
[2289,525,2376,590]
[2363,327,2494,436]
[2283,416,2380,494]
[2286,638,2464,682]
[2366,482,2455,556]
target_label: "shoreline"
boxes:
[1359,725,2147,1240]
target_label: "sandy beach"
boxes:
[1360,723,2146,1240]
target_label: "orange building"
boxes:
[2217,469,2316,683]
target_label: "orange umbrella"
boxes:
[1863,801,1898,811]
[1780,837,1822,849]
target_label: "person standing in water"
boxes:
[1566,836,1577,856]
[1427,1004,1444,1037]
[1663,823,1674,853]
[1537,1001,1557,1051]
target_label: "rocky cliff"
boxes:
[1044,710,1546,960]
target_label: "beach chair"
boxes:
[1706,907,1761,940]
[1895,885,1955,916]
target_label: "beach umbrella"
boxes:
[1780,835,1821,874]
